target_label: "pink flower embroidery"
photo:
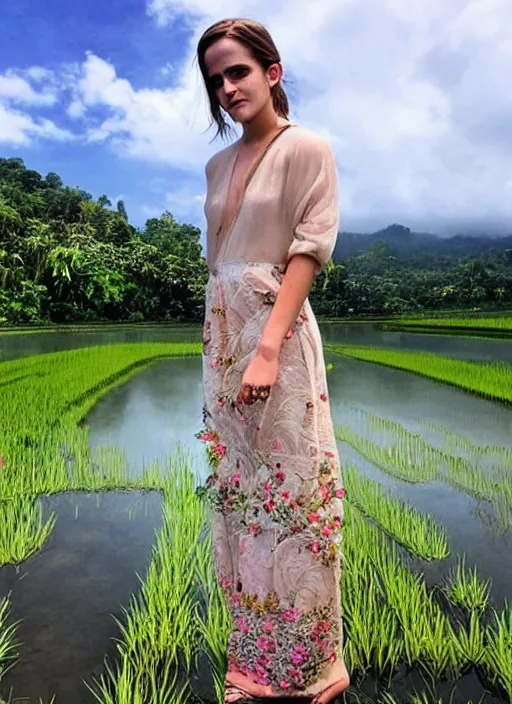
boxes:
[282,608,300,622]
[320,485,330,502]
[322,524,332,537]
[280,680,292,689]
[307,512,321,524]
[281,490,290,500]
[311,542,321,553]
[217,398,224,409]
[231,472,241,485]
[263,500,275,513]
[249,522,262,536]
[287,666,303,682]
[275,470,286,482]
[236,618,249,633]
[320,392,328,402]
[199,431,214,442]
[263,618,274,633]
[290,644,309,665]
[214,443,226,458]
[271,439,284,452]
[314,620,331,633]
[335,488,346,499]
[329,651,337,663]
[211,357,219,369]
[325,450,335,458]
[256,635,274,652]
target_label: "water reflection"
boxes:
[86,357,208,479]
[1,321,511,364]
[0,491,162,703]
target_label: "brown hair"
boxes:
[196,18,291,142]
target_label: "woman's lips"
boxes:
[230,100,247,108]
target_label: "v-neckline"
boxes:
[215,123,295,259]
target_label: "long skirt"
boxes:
[197,261,345,695]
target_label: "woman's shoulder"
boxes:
[285,124,335,158]
[205,140,237,179]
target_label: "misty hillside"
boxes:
[333,224,512,261]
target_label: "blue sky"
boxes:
[1,0,512,243]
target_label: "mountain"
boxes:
[333,224,512,260]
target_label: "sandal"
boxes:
[310,675,350,703]
[224,682,257,702]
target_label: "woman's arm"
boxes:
[241,131,338,393]
[257,253,317,359]
[240,253,317,390]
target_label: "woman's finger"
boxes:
[238,384,271,405]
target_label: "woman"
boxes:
[196,17,350,703]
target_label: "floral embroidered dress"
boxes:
[197,123,346,696]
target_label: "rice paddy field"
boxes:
[382,316,512,339]
[0,320,511,704]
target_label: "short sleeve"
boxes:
[286,133,339,272]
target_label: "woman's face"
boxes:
[204,37,280,123]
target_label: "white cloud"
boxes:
[0,72,57,106]
[137,0,512,233]
[1,0,511,233]
[25,66,56,83]
[72,51,212,167]
[67,98,87,118]
[160,62,175,77]
[0,103,74,145]
[0,66,76,146]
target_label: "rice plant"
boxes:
[388,315,512,333]
[451,610,486,667]
[329,345,512,405]
[89,458,209,702]
[0,598,18,683]
[0,496,56,566]
[193,533,231,704]
[483,604,512,698]
[337,407,512,533]
[343,463,450,560]
[1,342,511,702]
[445,556,491,613]
[336,426,438,483]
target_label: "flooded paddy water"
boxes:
[0,323,511,702]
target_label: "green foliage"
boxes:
[2,156,511,326]
[311,247,512,317]
[0,158,207,325]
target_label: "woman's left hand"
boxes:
[239,346,279,405]
[242,352,279,390]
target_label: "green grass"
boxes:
[484,605,512,697]
[444,556,491,613]
[342,464,450,560]
[337,407,512,534]
[0,322,202,337]
[88,459,210,704]
[0,497,56,565]
[0,597,18,685]
[329,344,512,406]
[388,316,512,332]
[1,343,511,702]
[336,425,439,484]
